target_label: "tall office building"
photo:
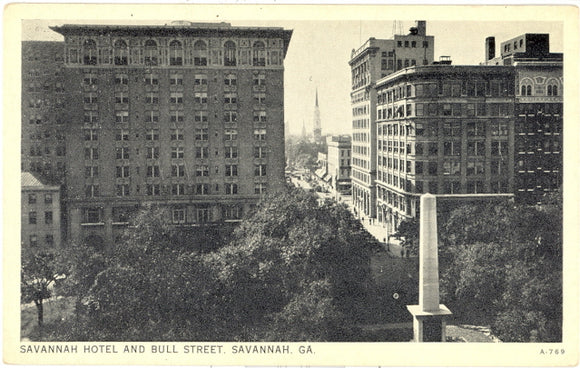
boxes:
[22,41,67,185]
[50,22,292,246]
[349,21,434,218]
[483,34,563,204]
[375,65,516,234]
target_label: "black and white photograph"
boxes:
[5,3,579,366]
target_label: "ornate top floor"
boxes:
[50,22,293,68]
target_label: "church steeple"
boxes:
[315,88,319,107]
[313,87,321,142]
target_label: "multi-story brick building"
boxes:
[326,135,352,195]
[374,65,516,234]
[21,172,62,248]
[483,34,563,204]
[349,21,434,219]
[49,22,292,246]
[21,42,67,185]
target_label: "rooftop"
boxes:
[21,172,60,190]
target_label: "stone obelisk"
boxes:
[407,194,452,342]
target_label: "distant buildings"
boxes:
[21,172,62,248]
[326,135,352,195]
[349,21,435,219]
[45,21,292,247]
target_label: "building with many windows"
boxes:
[22,42,67,185]
[21,172,62,248]
[349,21,434,219]
[326,135,352,195]
[374,65,517,234]
[483,34,563,204]
[49,22,292,246]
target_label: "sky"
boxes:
[22,18,563,136]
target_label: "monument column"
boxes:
[407,193,452,342]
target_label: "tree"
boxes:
[393,218,419,256]
[21,248,69,327]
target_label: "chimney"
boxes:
[486,36,496,61]
[416,21,426,36]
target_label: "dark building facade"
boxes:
[50,22,292,246]
[483,34,563,204]
[22,41,67,185]
[374,65,516,234]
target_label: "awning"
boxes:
[315,168,326,178]
[323,174,332,182]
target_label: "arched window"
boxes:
[521,85,526,95]
[252,41,266,66]
[83,39,97,65]
[224,41,236,66]
[169,40,183,66]
[193,40,207,66]
[521,84,533,96]
[547,84,558,96]
[144,39,158,65]
[114,39,128,65]
[527,85,532,96]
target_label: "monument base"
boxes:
[407,304,453,342]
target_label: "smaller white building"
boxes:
[327,135,352,195]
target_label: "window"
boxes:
[225,165,238,177]
[85,185,99,198]
[195,128,209,141]
[115,73,128,85]
[146,129,159,141]
[491,141,508,156]
[85,166,99,178]
[45,235,54,247]
[171,147,184,159]
[29,235,38,247]
[115,147,129,160]
[253,74,266,86]
[116,166,130,178]
[115,91,129,104]
[252,41,266,66]
[116,184,130,197]
[444,141,461,156]
[428,162,438,175]
[144,40,158,65]
[521,84,533,96]
[147,147,159,159]
[196,165,209,177]
[147,184,160,196]
[225,146,238,158]
[194,74,207,87]
[467,121,485,136]
[113,40,128,65]
[29,211,37,224]
[254,164,267,177]
[172,164,186,177]
[172,184,186,196]
[428,142,438,155]
[225,129,238,141]
[170,92,183,104]
[196,147,209,159]
[224,93,237,104]
[195,184,209,195]
[147,165,160,177]
[84,92,98,104]
[224,111,237,123]
[85,148,99,160]
[84,112,99,124]
[443,161,461,175]
[171,129,184,141]
[224,73,237,86]
[225,183,238,195]
[254,129,266,141]
[115,111,129,123]
[169,40,183,66]
[467,141,485,156]
[467,161,485,175]
[84,74,98,85]
[224,41,237,66]
[547,84,559,96]
[194,92,208,104]
[195,111,209,123]
[146,92,159,104]
[28,193,37,204]
[169,73,183,85]
[254,93,266,104]
[253,111,267,122]
[193,40,208,66]
[254,146,267,158]
[44,193,52,204]
[83,39,97,65]
[172,209,186,224]
[115,129,129,141]
[255,183,267,194]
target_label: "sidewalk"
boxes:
[335,194,404,257]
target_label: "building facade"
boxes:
[483,34,563,204]
[50,22,292,246]
[374,66,516,234]
[22,42,67,185]
[21,172,62,248]
[349,21,434,219]
[326,135,352,194]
